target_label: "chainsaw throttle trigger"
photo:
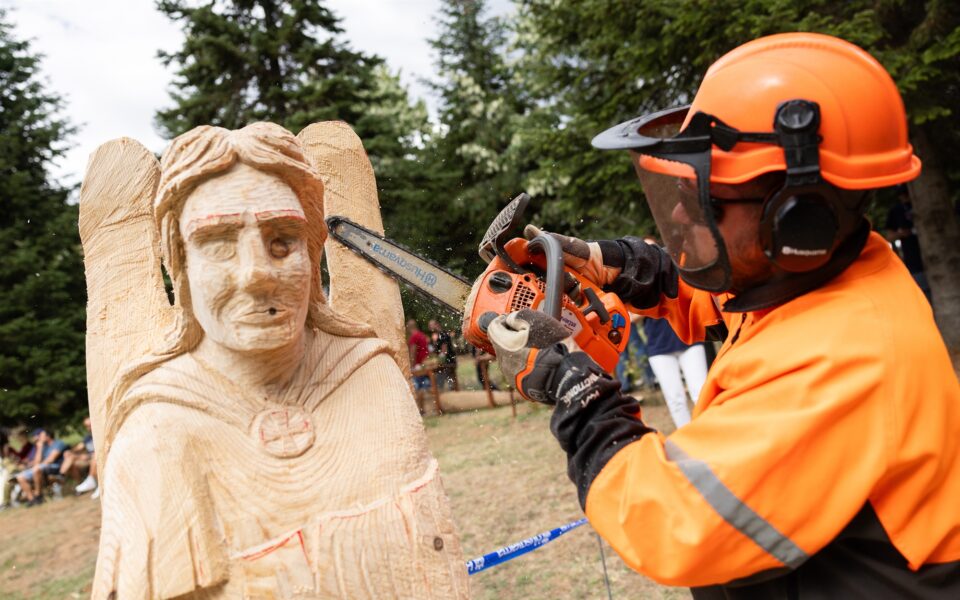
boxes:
[525,233,564,320]
[581,287,611,324]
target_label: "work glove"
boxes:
[524,226,679,310]
[486,308,576,403]
[487,308,655,508]
[523,225,623,287]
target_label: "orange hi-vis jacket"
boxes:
[585,232,960,595]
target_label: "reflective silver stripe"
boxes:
[664,439,808,569]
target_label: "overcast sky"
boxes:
[0,0,510,187]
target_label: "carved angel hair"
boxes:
[152,122,368,354]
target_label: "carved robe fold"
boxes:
[92,327,467,599]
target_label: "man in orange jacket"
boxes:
[484,33,960,598]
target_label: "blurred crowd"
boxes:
[1,416,98,510]
[404,312,716,430]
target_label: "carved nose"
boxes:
[238,237,278,295]
[240,264,277,295]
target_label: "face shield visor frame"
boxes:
[593,106,781,293]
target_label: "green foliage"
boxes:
[384,0,536,327]
[512,0,959,234]
[158,0,373,134]
[402,0,533,273]
[0,11,86,428]
[869,1,960,204]
[155,0,432,184]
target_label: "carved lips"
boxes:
[235,307,289,325]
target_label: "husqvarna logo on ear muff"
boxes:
[782,246,828,256]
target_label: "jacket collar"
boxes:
[722,220,871,313]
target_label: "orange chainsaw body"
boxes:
[463,238,630,373]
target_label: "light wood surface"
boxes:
[298,121,411,379]
[80,123,468,598]
[78,139,169,478]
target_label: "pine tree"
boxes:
[155,0,423,158]
[418,0,532,273]
[0,11,86,427]
[512,1,674,239]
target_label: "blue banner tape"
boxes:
[465,518,588,575]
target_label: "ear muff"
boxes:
[758,100,844,272]
[760,188,840,271]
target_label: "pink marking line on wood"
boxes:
[235,530,303,562]
[296,530,310,568]
[255,209,306,222]
[184,212,243,239]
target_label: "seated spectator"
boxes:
[1,428,34,510]
[15,428,67,506]
[60,416,98,496]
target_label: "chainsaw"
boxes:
[325,193,630,372]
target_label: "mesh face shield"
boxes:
[593,106,781,292]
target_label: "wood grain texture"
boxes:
[298,121,411,378]
[81,124,468,598]
[78,138,169,478]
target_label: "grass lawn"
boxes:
[430,400,690,600]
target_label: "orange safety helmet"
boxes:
[642,32,920,188]
[592,32,922,292]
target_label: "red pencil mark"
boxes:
[255,209,306,222]
[240,530,300,562]
[184,213,243,239]
[296,530,310,567]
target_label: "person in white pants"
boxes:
[642,316,708,428]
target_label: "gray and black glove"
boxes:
[488,309,655,508]
[486,308,577,403]
[525,226,679,310]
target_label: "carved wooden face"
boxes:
[179,163,312,352]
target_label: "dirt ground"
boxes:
[0,490,99,598]
[0,389,688,599]
[431,400,691,600]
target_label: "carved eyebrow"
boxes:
[256,209,306,222]
[185,213,244,240]
[256,210,307,232]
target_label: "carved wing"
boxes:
[298,122,411,378]
[79,139,172,469]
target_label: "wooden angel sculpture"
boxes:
[79,122,468,599]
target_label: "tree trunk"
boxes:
[908,126,960,353]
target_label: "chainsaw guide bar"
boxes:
[326,216,473,314]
